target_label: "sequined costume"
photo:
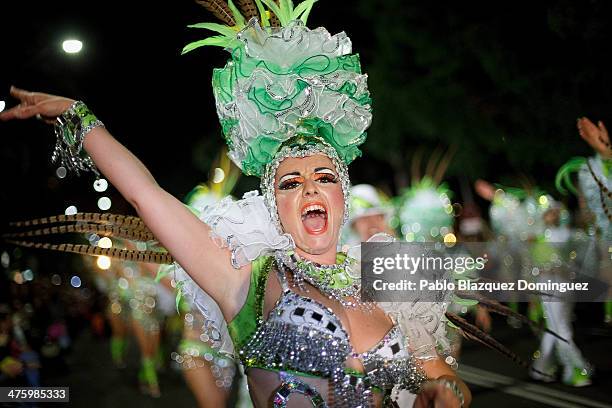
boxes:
[173,190,450,407]
[228,255,429,407]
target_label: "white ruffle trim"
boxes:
[201,190,295,268]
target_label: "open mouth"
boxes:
[301,202,328,235]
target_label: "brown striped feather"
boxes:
[195,0,236,26]
[3,223,155,242]
[236,0,258,20]
[10,213,147,230]
[4,239,174,264]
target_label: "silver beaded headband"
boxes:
[260,142,351,235]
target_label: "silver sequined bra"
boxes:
[238,263,427,407]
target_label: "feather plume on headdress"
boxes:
[183,0,372,177]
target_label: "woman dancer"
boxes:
[0,2,469,406]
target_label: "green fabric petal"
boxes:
[213,47,370,176]
[555,156,586,196]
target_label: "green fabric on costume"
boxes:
[201,19,372,177]
[528,301,544,324]
[155,345,165,370]
[605,301,612,317]
[602,158,612,177]
[228,253,352,350]
[295,251,353,291]
[179,339,214,356]
[141,357,158,386]
[228,256,274,350]
[110,337,125,364]
[212,44,370,177]
[530,238,558,266]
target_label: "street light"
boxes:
[62,39,83,54]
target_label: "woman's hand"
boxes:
[577,117,612,159]
[419,360,471,407]
[0,86,74,124]
[474,179,495,202]
[413,380,464,408]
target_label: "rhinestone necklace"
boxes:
[274,250,367,308]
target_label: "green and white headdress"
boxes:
[398,178,455,242]
[184,0,372,177]
[397,148,456,242]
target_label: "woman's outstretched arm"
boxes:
[0,87,249,317]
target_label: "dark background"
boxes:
[2,0,612,219]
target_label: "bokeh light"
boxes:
[443,232,457,246]
[93,178,108,192]
[96,256,111,270]
[70,275,82,288]
[213,167,225,183]
[97,237,112,248]
[97,197,112,210]
[56,166,67,179]
[51,274,62,285]
[23,269,34,281]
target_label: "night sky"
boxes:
[2,0,612,223]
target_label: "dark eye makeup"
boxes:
[277,168,338,190]
[314,173,338,183]
[278,178,302,190]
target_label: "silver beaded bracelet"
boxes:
[425,378,465,407]
[51,100,104,176]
